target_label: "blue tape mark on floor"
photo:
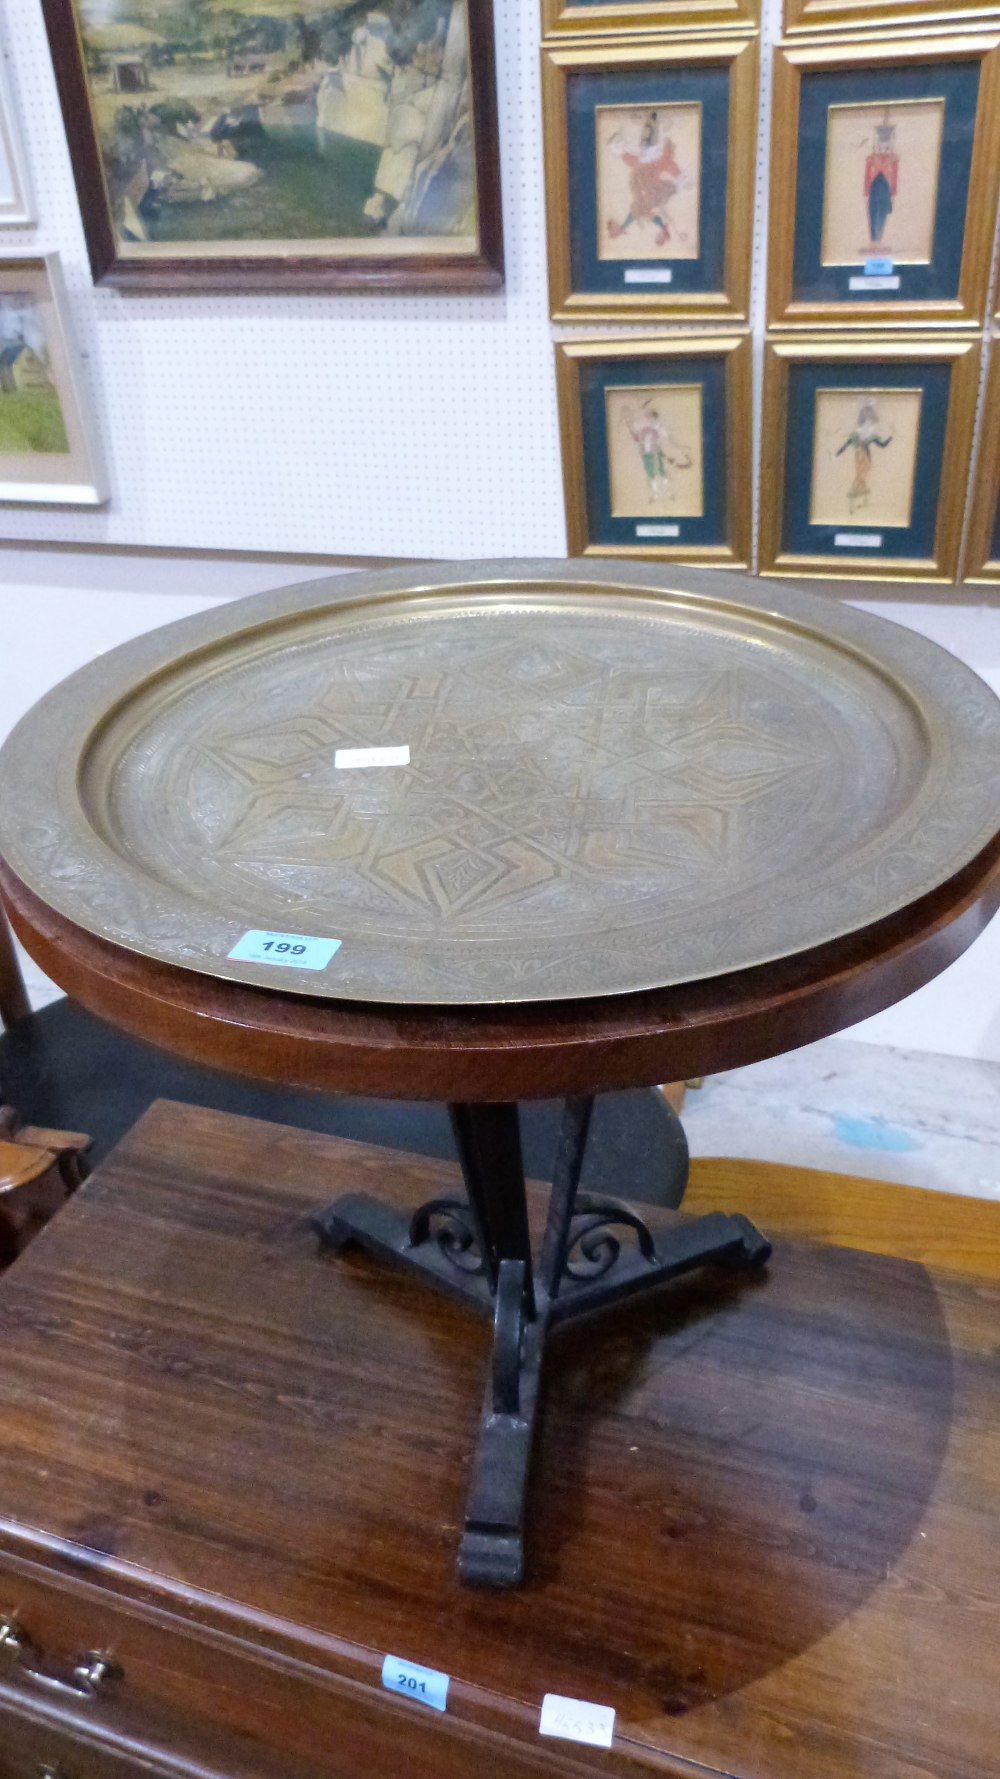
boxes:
[831,1115,921,1153]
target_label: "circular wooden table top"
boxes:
[4,837,1000,1103]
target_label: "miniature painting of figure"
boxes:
[809,387,922,529]
[0,295,69,456]
[596,104,700,262]
[605,383,703,517]
[821,99,944,266]
[74,0,479,257]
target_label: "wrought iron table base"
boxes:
[314,1096,771,1588]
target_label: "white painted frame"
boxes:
[0,50,33,225]
[0,252,107,507]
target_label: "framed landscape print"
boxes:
[769,33,1000,329]
[543,35,757,323]
[0,50,34,224]
[556,333,751,564]
[962,336,1000,583]
[39,0,503,291]
[542,0,759,34]
[0,254,107,506]
[760,336,977,581]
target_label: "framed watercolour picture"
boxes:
[769,33,1000,329]
[962,337,1000,583]
[0,254,107,506]
[39,0,503,291]
[543,36,757,323]
[556,333,751,564]
[0,50,34,224]
[760,336,977,581]
[542,0,759,33]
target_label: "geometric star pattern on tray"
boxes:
[181,642,821,925]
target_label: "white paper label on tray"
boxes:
[539,1694,615,1749]
[849,274,900,290]
[833,532,883,548]
[228,930,342,970]
[624,267,673,283]
[334,745,410,769]
[636,523,679,538]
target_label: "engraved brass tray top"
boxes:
[0,559,998,1008]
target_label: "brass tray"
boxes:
[1,560,998,1007]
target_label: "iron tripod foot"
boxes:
[313,1096,771,1589]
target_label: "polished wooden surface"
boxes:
[0,1100,998,1777]
[4,832,1000,1101]
[687,1153,1000,1280]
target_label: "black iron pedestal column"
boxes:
[314,1096,771,1588]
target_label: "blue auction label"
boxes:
[863,256,894,276]
[381,1655,450,1713]
[227,930,342,971]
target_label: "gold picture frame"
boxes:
[760,334,978,582]
[963,336,1000,583]
[768,31,1000,330]
[543,35,758,323]
[556,332,751,565]
[542,0,759,34]
[784,0,998,38]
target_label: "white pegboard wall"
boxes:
[3,1,998,567]
[0,0,567,558]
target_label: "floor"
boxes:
[683,1036,1000,1203]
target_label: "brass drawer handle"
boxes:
[0,1615,117,1699]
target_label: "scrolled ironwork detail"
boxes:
[564,1193,657,1282]
[408,1197,485,1275]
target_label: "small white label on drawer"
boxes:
[624,267,673,283]
[539,1694,615,1749]
[833,532,883,548]
[227,930,342,970]
[334,745,410,769]
[381,1655,449,1712]
[849,274,900,290]
[635,522,679,538]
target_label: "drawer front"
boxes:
[0,1696,185,1779]
[0,1556,600,1779]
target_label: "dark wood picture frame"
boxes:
[40,0,504,293]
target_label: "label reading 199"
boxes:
[227,930,342,971]
[380,1655,449,1713]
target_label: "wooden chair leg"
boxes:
[0,902,30,1028]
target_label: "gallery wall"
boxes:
[0,0,567,558]
[2,0,1000,565]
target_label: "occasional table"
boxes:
[1,559,998,1589]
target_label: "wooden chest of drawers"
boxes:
[0,1100,997,1779]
